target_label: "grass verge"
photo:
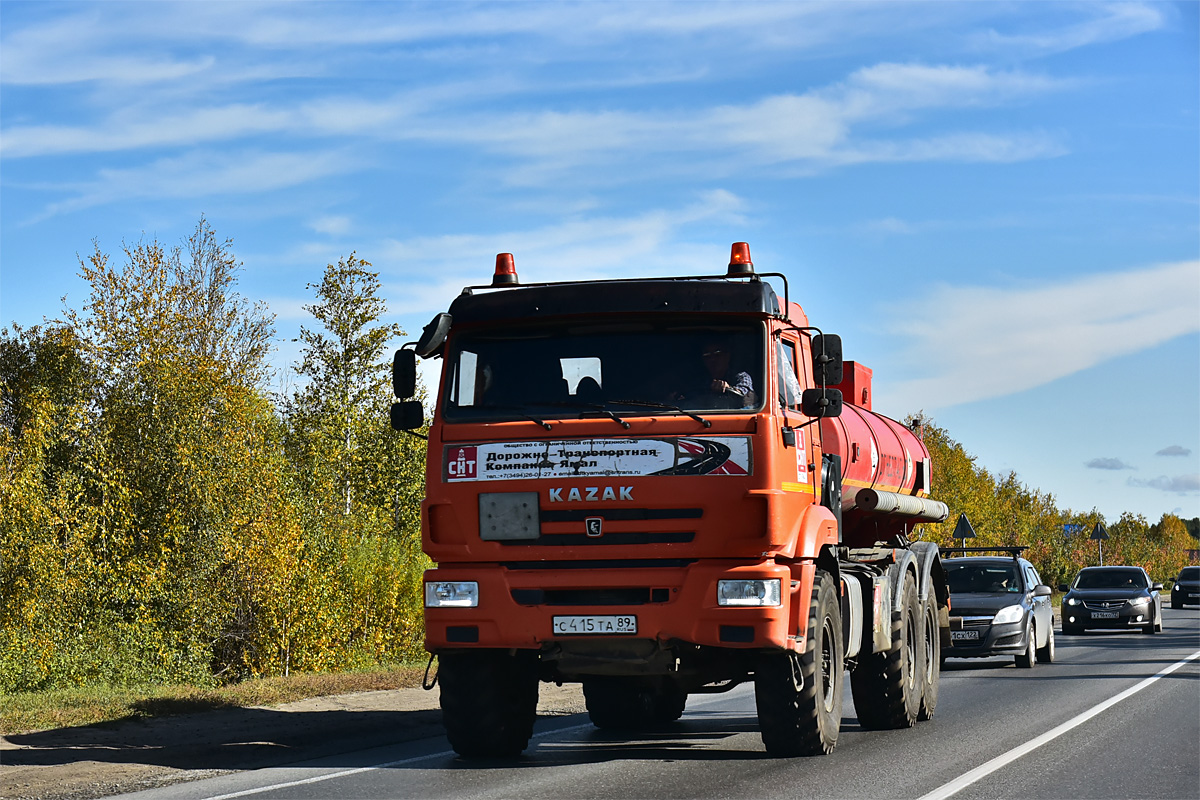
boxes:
[1,663,429,736]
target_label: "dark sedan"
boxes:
[944,548,1055,668]
[1059,565,1163,635]
[1170,565,1200,608]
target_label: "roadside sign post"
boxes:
[953,513,977,548]
[1091,523,1109,565]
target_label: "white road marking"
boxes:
[199,720,598,800]
[918,648,1200,800]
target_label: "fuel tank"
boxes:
[819,401,931,505]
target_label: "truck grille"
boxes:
[539,507,702,522]
[511,587,670,606]
[501,531,694,546]
[501,558,696,570]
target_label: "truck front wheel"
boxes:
[438,650,539,758]
[851,570,923,730]
[755,569,843,756]
[583,676,687,730]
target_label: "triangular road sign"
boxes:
[1090,523,1109,541]
[953,513,977,539]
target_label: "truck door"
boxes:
[777,335,815,495]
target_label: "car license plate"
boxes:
[552,615,637,635]
[951,630,980,641]
[1091,611,1118,619]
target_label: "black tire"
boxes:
[584,676,687,730]
[439,650,539,758]
[917,589,940,721]
[1143,614,1157,635]
[1015,623,1036,668]
[1061,621,1082,635]
[1172,598,1182,609]
[1036,624,1055,664]
[755,569,843,756]
[851,570,922,731]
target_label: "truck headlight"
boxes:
[717,579,781,607]
[425,581,479,608]
[993,604,1024,625]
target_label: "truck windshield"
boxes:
[443,319,765,422]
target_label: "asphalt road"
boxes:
[122,608,1200,800]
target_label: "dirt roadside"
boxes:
[1,683,587,800]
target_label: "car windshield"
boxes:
[442,318,766,422]
[1178,567,1199,580]
[1074,568,1148,590]
[946,562,1021,593]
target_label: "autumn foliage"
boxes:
[1,219,427,692]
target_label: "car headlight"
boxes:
[993,605,1024,625]
[1127,596,1151,606]
[1065,596,1082,606]
[717,579,782,607]
[425,581,479,608]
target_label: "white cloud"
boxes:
[30,149,359,221]
[888,259,1200,409]
[372,190,749,316]
[0,11,217,85]
[308,215,352,236]
[971,3,1165,58]
[1087,457,1135,471]
[1129,474,1200,494]
[3,54,1069,191]
[1157,445,1192,457]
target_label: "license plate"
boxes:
[552,615,637,635]
[951,630,980,641]
[1091,611,1118,619]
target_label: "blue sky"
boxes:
[1,1,1197,524]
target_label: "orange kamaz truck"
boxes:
[391,243,950,758]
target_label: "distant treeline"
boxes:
[911,419,1198,589]
[2,218,1196,694]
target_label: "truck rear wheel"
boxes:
[438,650,539,758]
[583,676,687,730]
[755,569,843,756]
[851,570,922,730]
[917,589,940,721]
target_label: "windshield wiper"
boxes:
[478,405,553,430]
[542,401,631,429]
[608,399,711,428]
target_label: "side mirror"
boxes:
[1057,583,1070,593]
[415,313,452,358]
[811,334,843,386]
[1151,582,1163,592]
[1034,585,1052,597]
[390,400,424,431]
[801,388,842,418]
[393,349,417,399]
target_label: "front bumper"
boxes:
[423,560,811,654]
[946,616,1029,659]
[1171,586,1199,605]
[1062,604,1153,629]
